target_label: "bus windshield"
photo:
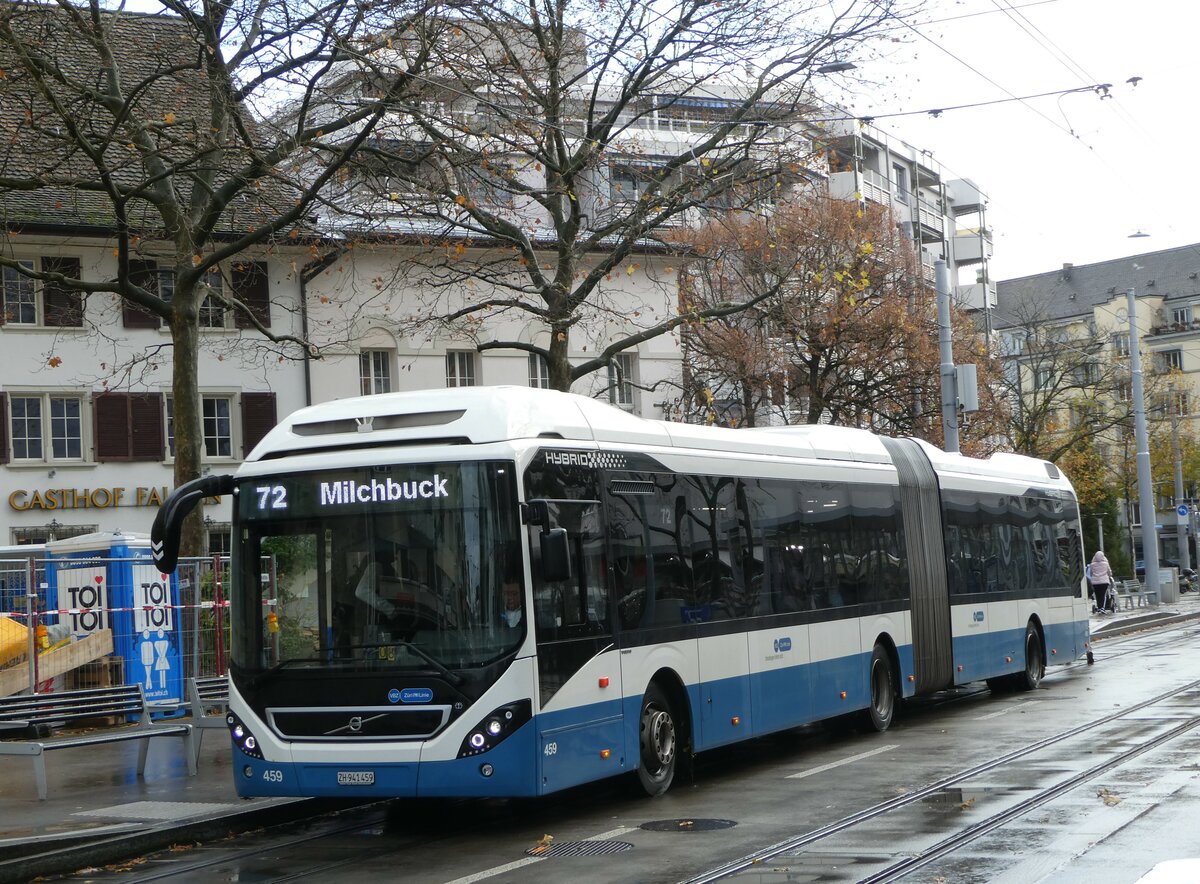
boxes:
[230,460,524,675]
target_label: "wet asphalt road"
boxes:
[67,621,1200,884]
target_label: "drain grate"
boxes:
[525,840,634,858]
[640,818,737,833]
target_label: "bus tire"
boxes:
[1015,623,1044,691]
[861,643,896,733]
[636,682,678,796]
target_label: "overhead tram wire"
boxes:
[993,0,1147,136]
[864,0,1093,145]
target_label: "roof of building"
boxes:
[994,242,1200,330]
[0,4,284,236]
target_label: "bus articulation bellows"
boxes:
[151,386,1091,799]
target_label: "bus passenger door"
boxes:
[529,503,624,794]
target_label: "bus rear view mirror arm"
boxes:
[152,474,235,573]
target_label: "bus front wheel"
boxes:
[1015,624,1044,691]
[636,683,677,796]
[862,643,896,732]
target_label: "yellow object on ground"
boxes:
[0,616,28,667]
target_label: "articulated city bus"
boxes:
[151,386,1091,799]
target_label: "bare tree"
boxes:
[0,0,441,553]
[992,298,1147,463]
[324,0,920,391]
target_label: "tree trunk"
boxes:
[547,320,572,392]
[169,282,205,558]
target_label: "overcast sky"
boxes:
[832,0,1195,282]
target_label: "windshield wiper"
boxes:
[256,644,464,685]
[393,641,464,686]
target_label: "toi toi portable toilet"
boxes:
[44,532,183,708]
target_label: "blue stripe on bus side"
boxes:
[233,620,1086,800]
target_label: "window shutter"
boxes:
[129,393,164,461]
[231,261,271,329]
[0,393,8,464]
[93,393,132,461]
[123,261,162,329]
[41,257,84,327]
[241,392,276,457]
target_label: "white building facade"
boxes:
[0,234,307,547]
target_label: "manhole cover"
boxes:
[640,818,737,832]
[525,840,634,858]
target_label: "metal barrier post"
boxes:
[25,559,38,694]
[212,554,226,675]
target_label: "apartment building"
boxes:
[825,120,993,310]
[995,244,1200,565]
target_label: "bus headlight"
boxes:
[227,711,265,760]
[457,699,531,758]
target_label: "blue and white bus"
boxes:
[151,386,1091,799]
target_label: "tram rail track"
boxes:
[30,621,1200,883]
[681,676,1200,883]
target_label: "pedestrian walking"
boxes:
[1087,550,1113,614]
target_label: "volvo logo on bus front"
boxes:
[348,716,363,733]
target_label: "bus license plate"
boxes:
[337,771,375,786]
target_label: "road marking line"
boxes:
[976,696,1034,720]
[786,744,899,779]
[442,826,638,883]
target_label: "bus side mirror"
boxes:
[151,474,235,572]
[540,527,572,583]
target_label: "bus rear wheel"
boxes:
[636,683,677,796]
[1015,624,1044,691]
[862,643,896,732]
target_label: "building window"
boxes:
[3,261,36,324]
[1117,381,1132,403]
[166,395,235,459]
[1034,367,1053,389]
[1168,390,1190,417]
[207,522,232,556]
[1160,349,1184,372]
[202,397,232,457]
[446,351,477,387]
[608,352,637,407]
[891,163,909,204]
[8,394,84,461]
[1173,306,1193,326]
[1112,332,1129,357]
[198,272,227,329]
[11,523,97,545]
[610,163,654,203]
[360,350,392,395]
[528,353,550,389]
[1,258,83,327]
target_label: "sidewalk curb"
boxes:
[0,796,359,884]
[1090,607,1200,641]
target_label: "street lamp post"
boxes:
[1128,286,1160,594]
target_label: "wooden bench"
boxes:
[0,683,195,799]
